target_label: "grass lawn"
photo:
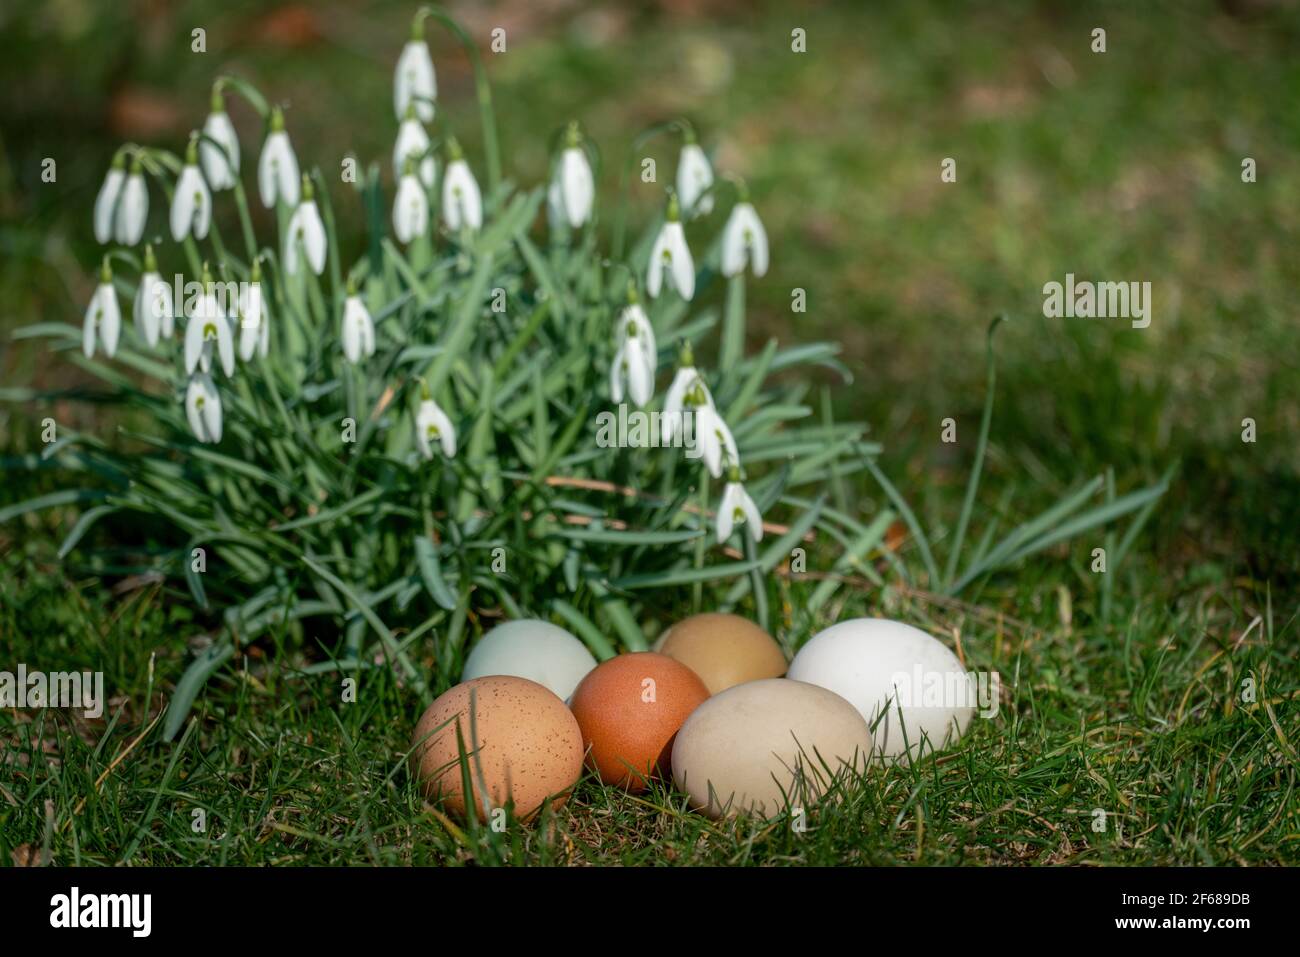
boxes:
[1,0,1297,866]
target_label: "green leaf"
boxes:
[414,534,457,611]
[163,640,235,741]
[0,489,107,524]
[610,559,762,590]
[57,505,119,559]
[550,599,619,661]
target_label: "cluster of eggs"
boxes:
[410,614,976,821]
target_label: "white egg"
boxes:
[461,620,598,702]
[788,618,976,762]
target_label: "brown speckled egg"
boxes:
[409,676,583,822]
[568,652,710,792]
[653,613,788,694]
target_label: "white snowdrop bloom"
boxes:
[93,156,125,245]
[114,157,149,246]
[341,291,375,364]
[646,194,694,301]
[394,34,437,123]
[695,402,740,479]
[441,144,482,232]
[184,269,236,377]
[185,373,223,444]
[200,91,241,191]
[610,299,656,407]
[676,140,714,218]
[257,107,300,209]
[82,260,121,359]
[610,335,655,408]
[614,301,656,361]
[717,474,763,544]
[238,260,267,361]
[170,139,212,241]
[283,177,327,276]
[393,162,429,244]
[661,345,714,446]
[133,245,172,348]
[392,108,436,187]
[415,394,456,459]
[552,123,594,228]
[721,200,769,278]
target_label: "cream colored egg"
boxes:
[671,678,873,819]
[787,617,976,762]
[461,619,598,701]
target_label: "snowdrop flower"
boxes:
[184,265,236,377]
[257,106,300,209]
[114,155,149,246]
[646,192,694,301]
[721,194,769,278]
[609,289,656,407]
[133,245,173,348]
[552,121,594,229]
[676,135,714,218]
[185,373,223,444]
[200,88,241,191]
[392,103,436,187]
[393,158,429,244]
[238,259,268,361]
[284,176,327,276]
[716,468,763,543]
[82,258,121,359]
[695,402,740,479]
[93,154,126,245]
[661,341,713,446]
[341,281,375,364]
[170,137,211,242]
[414,382,456,459]
[394,20,437,123]
[441,139,482,232]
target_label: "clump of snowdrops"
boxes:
[12,7,1167,736]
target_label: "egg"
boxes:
[671,678,873,818]
[461,619,597,701]
[787,617,975,762]
[409,676,584,821]
[653,613,787,694]
[568,652,710,791]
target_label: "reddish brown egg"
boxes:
[568,652,710,792]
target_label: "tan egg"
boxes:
[409,676,584,822]
[671,678,873,819]
[653,613,787,694]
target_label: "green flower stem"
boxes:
[720,273,746,384]
[692,471,710,611]
[611,120,685,261]
[311,169,345,311]
[419,6,502,195]
[743,532,769,632]
[231,180,259,263]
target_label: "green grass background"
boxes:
[1,0,1297,864]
